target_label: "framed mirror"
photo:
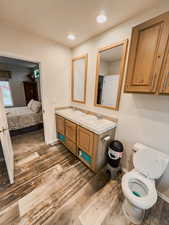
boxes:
[71,54,88,104]
[94,40,128,110]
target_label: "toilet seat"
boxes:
[122,170,157,210]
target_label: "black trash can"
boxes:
[106,140,123,179]
[107,140,123,168]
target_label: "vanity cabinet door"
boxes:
[125,12,169,93]
[65,138,77,155]
[56,115,65,135]
[65,120,77,143]
[77,126,94,156]
[159,40,169,94]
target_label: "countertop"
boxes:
[55,108,116,135]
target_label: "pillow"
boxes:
[30,100,41,113]
[27,99,34,109]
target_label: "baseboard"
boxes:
[121,167,128,174]
[121,167,169,203]
[158,191,169,203]
[47,138,59,146]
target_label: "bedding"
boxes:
[27,99,33,109]
[30,100,41,113]
[6,106,43,131]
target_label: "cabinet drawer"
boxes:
[56,115,65,135]
[65,120,77,143]
[77,126,94,156]
[65,138,77,155]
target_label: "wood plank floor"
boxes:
[0,130,168,225]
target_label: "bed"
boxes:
[6,100,43,134]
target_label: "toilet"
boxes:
[122,143,169,224]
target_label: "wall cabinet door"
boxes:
[159,40,169,94]
[125,12,169,93]
[77,126,94,156]
[65,120,77,143]
[56,115,65,135]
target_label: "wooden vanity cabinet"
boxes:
[65,138,77,156]
[56,115,65,135]
[77,126,94,156]
[125,12,169,94]
[65,120,77,155]
[56,113,116,172]
[56,115,77,155]
[65,120,77,143]
[159,39,169,94]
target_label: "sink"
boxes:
[74,110,86,116]
[84,115,98,120]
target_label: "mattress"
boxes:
[6,107,43,131]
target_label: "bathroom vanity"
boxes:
[55,107,117,172]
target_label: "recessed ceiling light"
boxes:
[67,34,76,40]
[96,14,107,24]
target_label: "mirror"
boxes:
[94,40,128,110]
[71,54,88,104]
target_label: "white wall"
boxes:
[100,60,120,75]
[0,22,71,144]
[72,3,169,198]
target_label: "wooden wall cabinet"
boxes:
[125,12,169,94]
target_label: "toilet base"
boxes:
[122,199,145,224]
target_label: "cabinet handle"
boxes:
[152,73,157,84]
[151,73,157,90]
[164,72,169,89]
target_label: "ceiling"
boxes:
[0,0,160,48]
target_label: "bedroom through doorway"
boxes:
[0,56,45,187]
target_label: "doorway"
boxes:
[0,55,45,186]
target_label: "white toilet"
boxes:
[122,143,169,224]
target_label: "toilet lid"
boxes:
[133,148,169,179]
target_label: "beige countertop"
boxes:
[55,108,116,135]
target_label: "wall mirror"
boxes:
[71,54,88,104]
[94,40,128,110]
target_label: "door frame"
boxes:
[0,88,14,184]
[0,51,47,143]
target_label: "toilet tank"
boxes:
[133,143,169,179]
